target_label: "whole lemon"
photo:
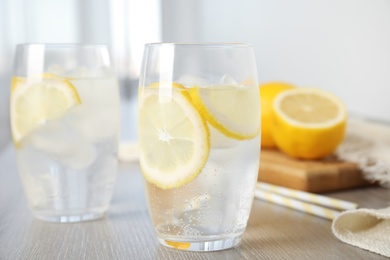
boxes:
[260,82,295,148]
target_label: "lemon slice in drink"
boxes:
[138,83,210,190]
[272,88,347,159]
[11,77,81,145]
[189,85,260,140]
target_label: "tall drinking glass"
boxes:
[10,44,120,222]
[138,43,260,251]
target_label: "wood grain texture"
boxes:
[258,149,371,193]
[1,145,389,259]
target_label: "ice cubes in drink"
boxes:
[28,119,97,170]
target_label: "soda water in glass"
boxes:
[138,43,260,251]
[10,44,120,222]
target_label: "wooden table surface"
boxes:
[1,144,389,260]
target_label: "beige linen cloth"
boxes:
[336,117,390,187]
[332,207,390,257]
[333,117,390,257]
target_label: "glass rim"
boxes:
[144,42,253,48]
[15,43,109,49]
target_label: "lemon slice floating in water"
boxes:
[138,83,210,190]
[11,76,81,145]
[189,85,260,140]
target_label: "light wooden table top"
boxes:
[1,144,389,260]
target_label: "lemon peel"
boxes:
[259,82,295,148]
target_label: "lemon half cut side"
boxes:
[272,88,347,159]
[138,84,210,190]
[11,77,81,145]
[189,85,260,140]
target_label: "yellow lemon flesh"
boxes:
[11,77,81,145]
[190,85,260,140]
[271,88,347,159]
[138,83,210,190]
[260,82,295,148]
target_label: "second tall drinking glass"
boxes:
[138,43,260,251]
[11,44,120,222]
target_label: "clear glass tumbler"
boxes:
[10,44,120,222]
[138,43,260,251]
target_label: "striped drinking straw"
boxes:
[257,182,358,211]
[254,189,341,220]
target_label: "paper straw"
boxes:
[254,189,340,220]
[257,182,358,211]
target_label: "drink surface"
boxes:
[138,84,260,242]
[14,76,120,220]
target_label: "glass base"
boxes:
[33,212,105,223]
[158,235,242,252]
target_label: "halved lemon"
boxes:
[138,83,210,190]
[260,82,295,148]
[189,85,260,140]
[11,77,81,145]
[271,88,347,159]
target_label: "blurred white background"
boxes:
[1,0,390,150]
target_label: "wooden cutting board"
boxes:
[258,149,372,193]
